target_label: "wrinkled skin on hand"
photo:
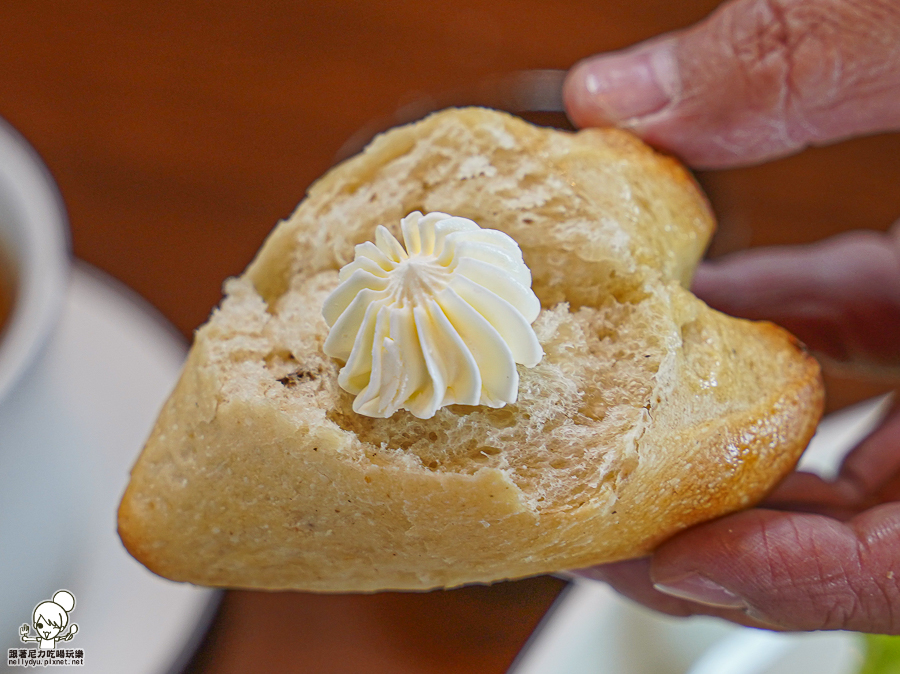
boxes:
[565,0,900,169]
[564,0,900,633]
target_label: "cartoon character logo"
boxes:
[19,590,79,650]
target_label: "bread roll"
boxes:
[118,107,823,591]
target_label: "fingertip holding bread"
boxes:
[118,107,823,591]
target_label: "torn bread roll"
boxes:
[118,107,823,591]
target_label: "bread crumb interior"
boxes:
[210,267,678,513]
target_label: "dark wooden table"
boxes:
[1,2,897,672]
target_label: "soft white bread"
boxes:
[118,108,823,591]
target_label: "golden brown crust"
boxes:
[611,322,824,562]
[118,108,823,591]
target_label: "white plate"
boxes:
[510,396,892,674]
[1,263,219,673]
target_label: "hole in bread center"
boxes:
[388,256,450,306]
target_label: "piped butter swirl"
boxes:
[322,211,543,419]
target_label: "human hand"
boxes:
[563,0,900,633]
[563,0,900,169]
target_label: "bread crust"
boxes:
[118,108,823,591]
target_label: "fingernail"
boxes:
[653,573,748,609]
[743,605,782,628]
[567,40,677,125]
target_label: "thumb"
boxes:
[691,227,900,373]
[651,506,900,632]
[564,0,900,168]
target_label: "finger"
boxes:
[691,228,900,372]
[763,471,862,520]
[830,398,900,503]
[564,0,900,168]
[574,557,784,628]
[763,399,900,517]
[651,505,900,632]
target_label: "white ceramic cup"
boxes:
[0,116,73,648]
[0,115,70,405]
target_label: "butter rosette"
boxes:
[322,211,543,419]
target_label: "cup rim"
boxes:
[0,116,71,403]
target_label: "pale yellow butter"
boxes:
[322,211,543,419]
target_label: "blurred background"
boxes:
[0,1,897,672]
